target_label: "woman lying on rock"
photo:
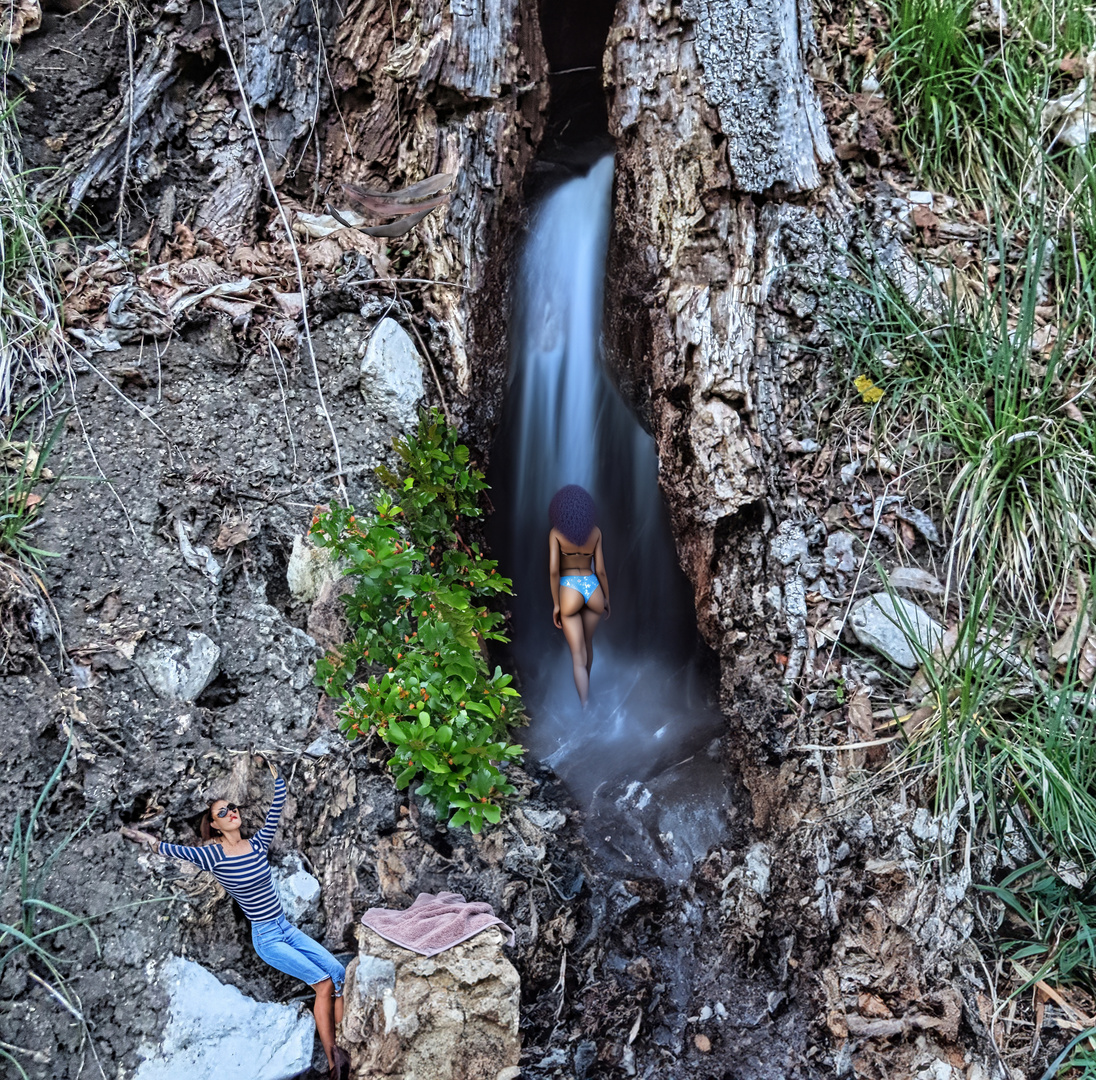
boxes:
[122,755,349,1080]
[549,484,611,705]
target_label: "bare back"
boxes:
[551,526,601,573]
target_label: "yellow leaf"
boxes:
[853,374,884,404]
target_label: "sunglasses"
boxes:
[215,804,241,819]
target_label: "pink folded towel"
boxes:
[361,891,515,957]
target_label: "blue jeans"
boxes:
[251,915,345,995]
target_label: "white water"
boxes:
[495,157,730,882]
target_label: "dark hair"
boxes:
[200,798,228,842]
[549,485,597,546]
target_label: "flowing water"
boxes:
[492,157,732,882]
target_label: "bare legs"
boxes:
[559,587,605,704]
[312,979,338,1072]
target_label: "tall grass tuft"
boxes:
[0,54,71,416]
[899,573,1096,1005]
[880,0,1096,207]
[0,741,166,1078]
[830,221,1096,619]
[0,742,95,1078]
[1,404,64,571]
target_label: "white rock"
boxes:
[286,534,340,604]
[135,955,314,1080]
[305,732,337,758]
[522,807,567,832]
[910,807,940,842]
[360,318,425,428]
[848,593,945,669]
[770,521,809,566]
[887,566,945,595]
[1044,81,1096,148]
[744,842,772,898]
[271,853,323,924]
[340,924,519,1080]
[916,1059,958,1080]
[136,632,221,701]
[823,530,856,574]
[907,190,934,204]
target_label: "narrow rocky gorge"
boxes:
[0,0,1019,1077]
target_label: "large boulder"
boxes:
[134,955,314,1080]
[339,924,519,1080]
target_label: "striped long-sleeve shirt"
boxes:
[160,776,287,922]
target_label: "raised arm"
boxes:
[251,775,287,851]
[594,531,610,618]
[549,530,562,629]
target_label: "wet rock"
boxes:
[848,593,945,669]
[272,852,323,924]
[286,533,339,604]
[360,318,425,429]
[135,632,221,701]
[134,955,314,1080]
[339,923,519,1080]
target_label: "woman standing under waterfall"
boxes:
[549,484,611,704]
[121,755,349,1080]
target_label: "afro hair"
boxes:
[549,485,597,546]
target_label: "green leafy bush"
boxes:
[311,409,524,832]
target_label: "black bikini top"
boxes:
[558,536,595,558]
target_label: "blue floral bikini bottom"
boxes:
[559,574,600,602]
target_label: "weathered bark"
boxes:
[605,0,844,647]
[683,0,834,193]
[323,0,546,402]
[603,8,1005,1079]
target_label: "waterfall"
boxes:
[491,157,730,881]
